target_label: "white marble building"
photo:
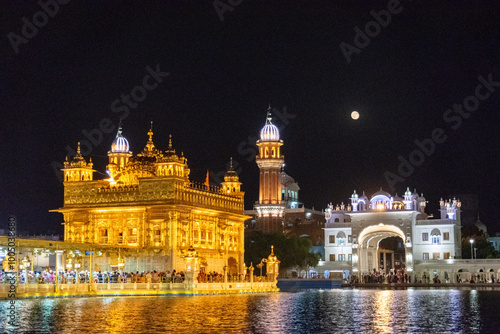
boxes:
[319,188,477,281]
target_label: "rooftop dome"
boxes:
[111,126,130,152]
[475,215,487,233]
[371,188,391,199]
[281,171,296,186]
[260,107,280,141]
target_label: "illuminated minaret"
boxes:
[255,106,285,232]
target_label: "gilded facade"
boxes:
[52,124,248,274]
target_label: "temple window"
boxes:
[154,228,161,243]
[128,228,137,243]
[99,229,108,244]
[117,231,124,244]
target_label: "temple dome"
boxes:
[281,171,296,186]
[371,188,391,199]
[475,216,487,233]
[260,107,280,141]
[260,123,280,141]
[111,126,130,152]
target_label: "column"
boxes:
[383,253,387,273]
[55,250,63,292]
[391,253,394,271]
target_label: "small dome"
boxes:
[393,193,403,202]
[260,124,280,141]
[475,216,487,233]
[371,188,391,199]
[111,126,130,152]
[281,171,296,186]
[260,107,280,141]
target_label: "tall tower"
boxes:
[255,106,285,232]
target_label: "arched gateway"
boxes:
[322,189,465,280]
[354,224,412,274]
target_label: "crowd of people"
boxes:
[196,271,251,283]
[348,268,499,284]
[1,268,255,284]
[0,269,187,284]
[350,268,412,284]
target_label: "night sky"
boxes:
[1,1,499,235]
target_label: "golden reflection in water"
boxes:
[248,292,292,333]
[373,290,392,333]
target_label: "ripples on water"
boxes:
[1,289,499,333]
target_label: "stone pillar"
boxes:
[56,251,63,273]
[383,252,387,273]
[55,250,63,292]
[249,263,254,289]
[184,271,194,291]
[391,253,394,271]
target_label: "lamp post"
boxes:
[469,239,474,260]
[22,257,30,285]
[74,261,81,284]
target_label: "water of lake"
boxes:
[1,288,499,333]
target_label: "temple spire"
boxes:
[144,121,155,152]
[148,121,154,142]
[266,105,272,125]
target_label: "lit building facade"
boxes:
[322,189,462,278]
[52,124,248,274]
[245,107,325,245]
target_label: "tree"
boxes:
[244,231,320,275]
[461,225,499,259]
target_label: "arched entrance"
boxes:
[378,236,406,274]
[227,257,238,275]
[355,224,411,275]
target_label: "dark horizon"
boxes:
[1,1,499,235]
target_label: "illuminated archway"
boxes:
[356,224,411,274]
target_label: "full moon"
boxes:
[351,111,359,120]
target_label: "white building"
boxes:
[320,188,471,281]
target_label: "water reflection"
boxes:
[374,290,391,332]
[1,289,499,333]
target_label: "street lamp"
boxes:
[22,257,30,284]
[469,239,474,260]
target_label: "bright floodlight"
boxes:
[470,239,474,244]
[351,111,359,120]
